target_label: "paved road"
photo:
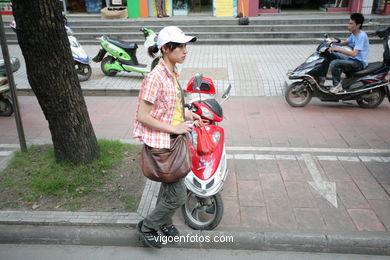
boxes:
[1,244,389,260]
[2,44,384,96]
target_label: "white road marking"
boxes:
[0,144,19,148]
[359,156,384,163]
[226,146,390,154]
[0,151,12,156]
[227,153,390,163]
[302,154,338,208]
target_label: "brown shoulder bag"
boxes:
[140,83,192,183]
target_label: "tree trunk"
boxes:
[11,0,100,164]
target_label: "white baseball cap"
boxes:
[157,26,196,49]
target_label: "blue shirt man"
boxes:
[346,31,370,68]
[326,13,370,94]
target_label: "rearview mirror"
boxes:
[222,84,232,99]
[193,73,203,92]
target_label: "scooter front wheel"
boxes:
[101,56,118,77]
[285,81,312,107]
[0,98,13,116]
[181,191,223,230]
[75,63,92,82]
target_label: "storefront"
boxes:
[0,0,12,15]
[21,0,386,17]
[254,0,382,15]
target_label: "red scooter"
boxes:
[181,73,231,230]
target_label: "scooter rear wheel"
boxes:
[101,56,118,77]
[181,191,223,230]
[0,98,13,116]
[285,81,312,107]
[356,88,385,108]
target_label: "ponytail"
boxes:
[148,44,159,58]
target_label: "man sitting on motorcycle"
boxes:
[320,13,369,94]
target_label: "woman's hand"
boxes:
[172,121,194,134]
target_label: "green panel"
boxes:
[122,65,150,74]
[128,0,140,18]
[104,62,123,72]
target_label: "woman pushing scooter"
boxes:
[133,26,200,249]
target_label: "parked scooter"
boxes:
[10,21,92,82]
[65,25,92,81]
[285,27,390,108]
[92,28,159,76]
[182,73,232,230]
[0,57,20,116]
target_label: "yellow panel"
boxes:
[216,0,233,17]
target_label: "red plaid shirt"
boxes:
[133,59,181,149]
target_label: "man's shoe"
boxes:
[137,221,163,248]
[329,84,343,94]
[160,224,179,238]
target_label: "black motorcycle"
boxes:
[285,27,390,108]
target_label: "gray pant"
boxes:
[329,53,363,87]
[142,178,187,231]
[155,0,167,15]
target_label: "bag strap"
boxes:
[176,78,186,122]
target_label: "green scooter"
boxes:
[92,28,159,76]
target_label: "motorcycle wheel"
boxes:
[285,81,312,107]
[181,191,223,230]
[75,62,92,82]
[356,88,385,108]
[101,56,118,77]
[0,98,13,116]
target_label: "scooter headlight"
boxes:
[190,130,198,149]
[306,56,319,63]
[201,106,214,120]
[296,68,312,76]
[212,131,221,146]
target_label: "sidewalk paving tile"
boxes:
[240,206,269,229]
[218,196,240,228]
[266,197,298,230]
[220,165,237,198]
[237,180,264,207]
[315,198,357,231]
[294,208,326,231]
[234,160,259,180]
[257,160,280,175]
[259,174,288,199]
[365,162,390,183]
[340,161,379,183]
[354,180,390,200]
[278,160,306,182]
[382,183,390,194]
[284,182,316,208]
[368,200,390,230]
[347,209,386,232]
[319,160,352,182]
[336,181,371,209]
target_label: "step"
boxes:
[44,23,388,33]
[7,37,382,45]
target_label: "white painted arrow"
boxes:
[302,153,338,208]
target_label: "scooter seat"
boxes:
[107,39,138,51]
[350,62,384,77]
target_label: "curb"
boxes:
[0,224,389,255]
